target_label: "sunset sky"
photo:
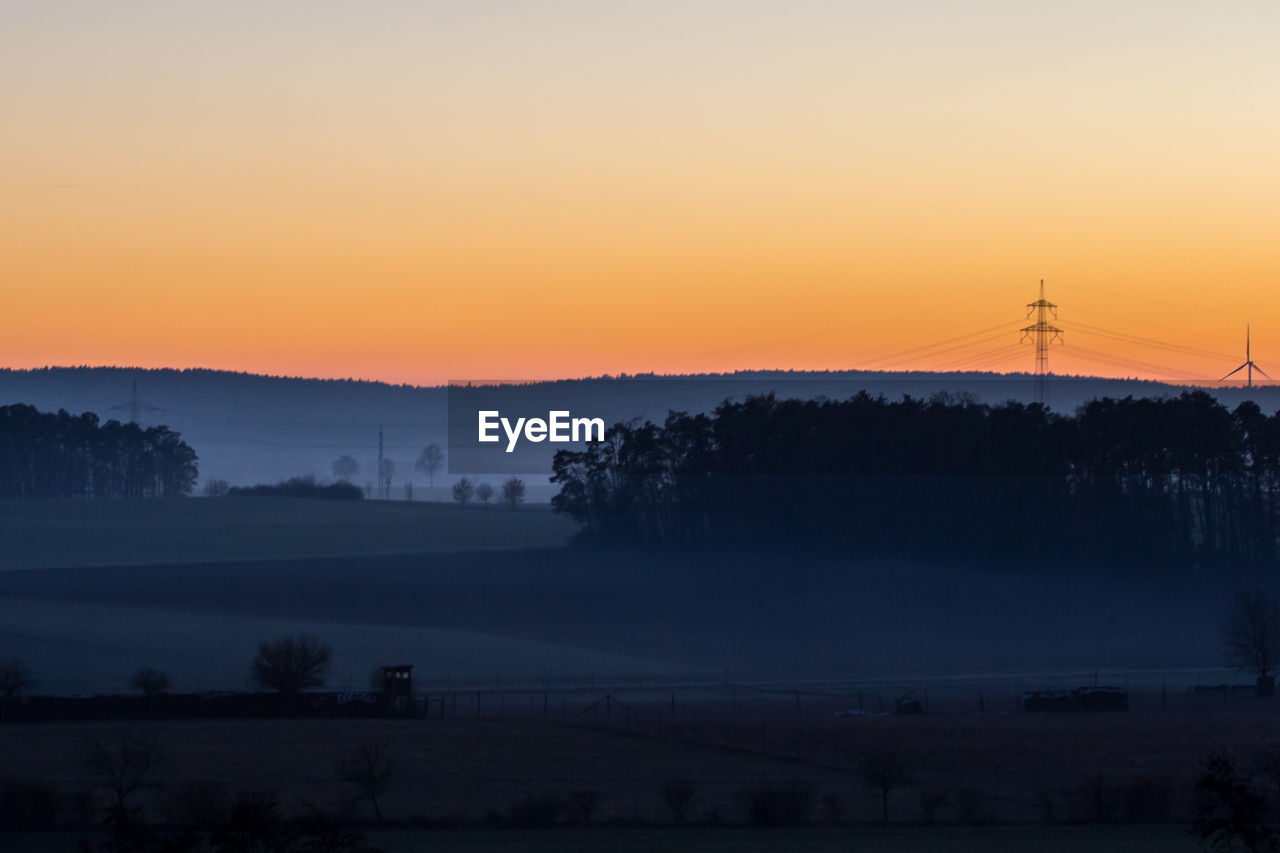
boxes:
[2,1,1278,385]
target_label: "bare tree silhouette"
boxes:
[857,750,910,823]
[414,444,445,488]
[129,667,172,697]
[335,741,398,821]
[250,635,332,696]
[332,455,359,482]
[1224,590,1280,696]
[0,658,35,699]
[501,477,526,509]
[452,478,474,505]
[86,733,164,821]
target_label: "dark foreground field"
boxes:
[2,703,1272,850]
[0,826,1198,852]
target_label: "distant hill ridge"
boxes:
[3,366,1277,490]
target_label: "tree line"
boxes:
[550,390,1280,569]
[0,404,198,499]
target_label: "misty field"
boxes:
[0,494,1269,851]
[0,497,574,570]
[0,527,1246,696]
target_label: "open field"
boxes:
[371,826,1199,853]
[0,541,1244,693]
[0,494,1266,852]
[0,497,574,570]
[0,825,1200,853]
[377,826,1200,852]
[1,708,1272,846]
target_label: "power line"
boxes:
[934,343,1027,372]
[869,329,1023,370]
[1067,321,1237,363]
[857,320,1024,368]
[1062,343,1209,380]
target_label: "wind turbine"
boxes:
[1222,326,1270,389]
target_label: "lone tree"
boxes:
[475,482,495,506]
[661,778,697,825]
[0,658,35,699]
[86,733,164,824]
[332,455,359,482]
[335,740,398,821]
[251,635,332,696]
[414,444,445,488]
[1224,590,1280,696]
[452,478,474,505]
[857,750,910,823]
[501,477,526,509]
[129,667,172,697]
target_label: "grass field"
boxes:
[0,495,1258,853]
[0,825,1200,853]
[371,826,1199,852]
[0,497,575,570]
[3,706,1276,826]
[0,709,1251,851]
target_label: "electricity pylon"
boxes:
[107,378,161,425]
[1020,279,1063,404]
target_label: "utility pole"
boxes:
[1020,279,1063,405]
[129,379,140,425]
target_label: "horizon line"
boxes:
[2,363,1275,392]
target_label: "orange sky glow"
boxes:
[2,2,1278,386]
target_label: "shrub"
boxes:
[1125,774,1173,823]
[228,476,362,500]
[953,788,994,824]
[737,782,813,827]
[0,777,60,829]
[661,778,697,825]
[919,788,949,823]
[162,779,230,830]
[1193,752,1274,852]
[565,790,600,826]
[1071,773,1122,823]
[129,667,172,697]
[0,659,35,699]
[505,793,563,828]
[202,479,230,497]
[250,634,332,696]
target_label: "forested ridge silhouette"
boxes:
[551,390,1280,568]
[0,403,197,498]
